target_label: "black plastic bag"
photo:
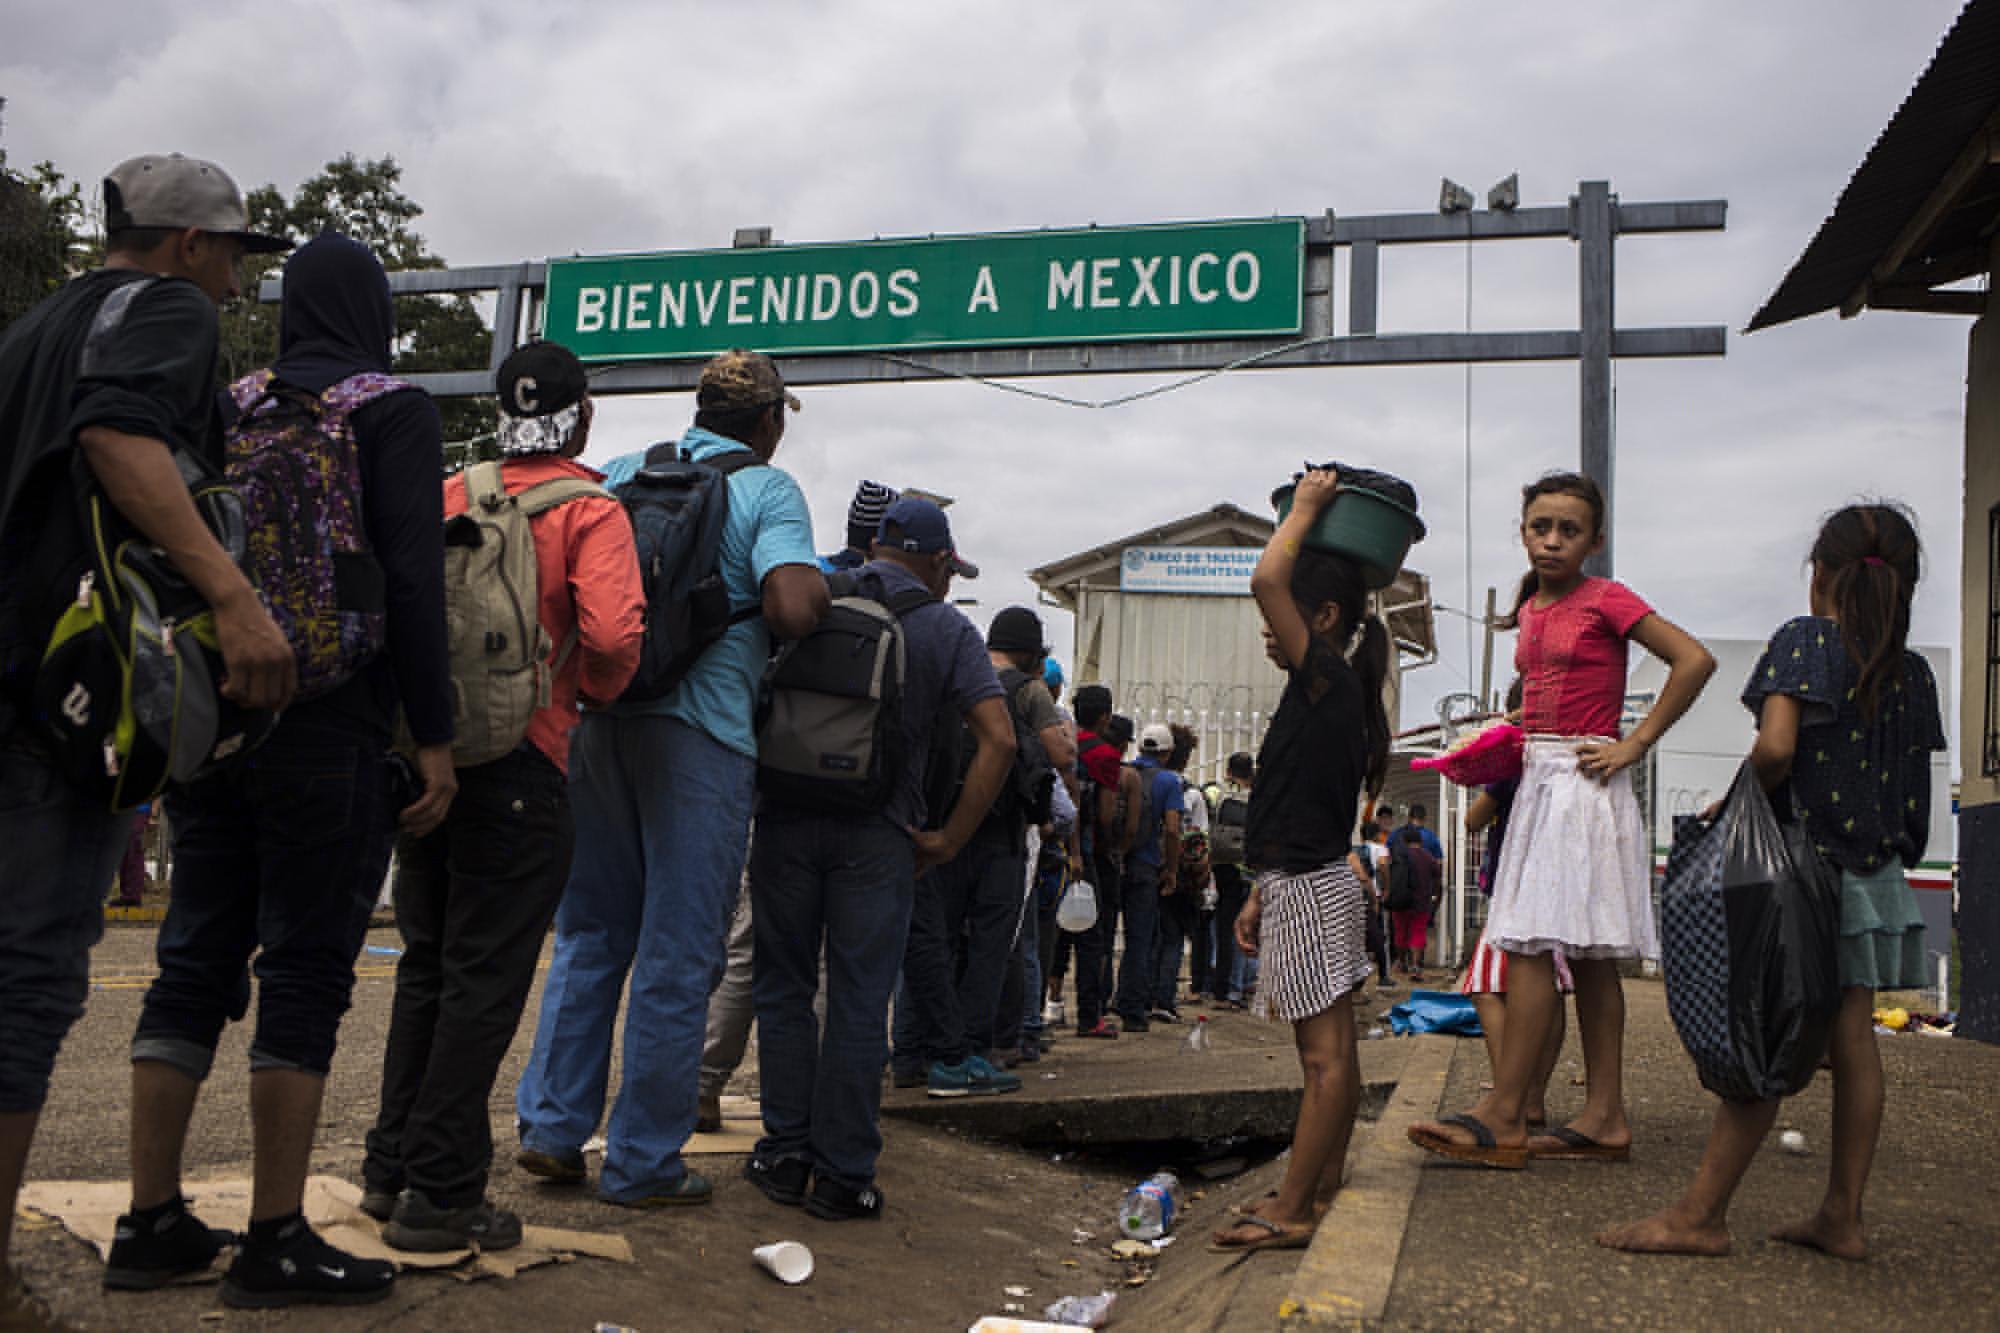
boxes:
[1659,763,1842,1102]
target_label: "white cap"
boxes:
[1139,723,1174,754]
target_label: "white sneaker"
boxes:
[1041,1000,1066,1026]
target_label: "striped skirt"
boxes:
[1457,930,1574,996]
[1252,861,1373,1023]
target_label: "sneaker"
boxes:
[381,1191,523,1253]
[927,1059,973,1098]
[1016,1042,1042,1064]
[604,1169,712,1208]
[743,1155,811,1207]
[1120,1014,1152,1034]
[803,1175,883,1221]
[995,1048,1022,1070]
[515,1145,587,1185]
[696,1090,724,1135]
[357,1188,397,1223]
[891,1065,927,1089]
[1042,999,1067,1026]
[1076,1019,1120,1039]
[1149,1007,1182,1024]
[2,1266,76,1332]
[104,1198,233,1291]
[222,1216,394,1309]
[963,1054,1022,1095]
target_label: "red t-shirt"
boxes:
[1514,577,1653,739]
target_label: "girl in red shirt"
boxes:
[1411,472,1714,1168]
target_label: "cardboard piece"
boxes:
[20,1175,632,1284]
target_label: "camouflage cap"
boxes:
[696,348,802,413]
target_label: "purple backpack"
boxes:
[225,370,410,700]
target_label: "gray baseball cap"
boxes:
[102,154,289,252]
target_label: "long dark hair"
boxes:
[1498,471,1606,630]
[1810,503,1921,721]
[1289,548,1392,794]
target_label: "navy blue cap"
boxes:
[878,497,979,578]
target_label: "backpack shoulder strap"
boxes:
[464,461,510,514]
[319,372,416,422]
[709,449,766,477]
[516,476,610,518]
[884,586,936,617]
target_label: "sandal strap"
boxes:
[1441,1112,1497,1148]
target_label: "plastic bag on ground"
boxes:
[1659,762,1841,1102]
[1384,990,1482,1036]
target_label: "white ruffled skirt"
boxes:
[1484,737,1656,961]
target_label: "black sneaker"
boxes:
[1149,1007,1182,1024]
[515,1145,587,1185]
[743,1155,811,1207]
[357,1188,397,1222]
[222,1216,394,1309]
[890,1065,926,1089]
[1120,1014,1152,1034]
[381,1190,523,1253]
[103,1198,233,1291]
[803,1175,883,1221]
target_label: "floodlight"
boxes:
[1487,174,1520,212]
[1438,179,1475,214]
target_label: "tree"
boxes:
[226,155,494,445]
[0,151,88,331]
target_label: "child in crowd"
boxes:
[1599,503,1943,1259]
[1212,466,1390,1251]
[1411,471,1714,1168]
[1458,680,1570,1125]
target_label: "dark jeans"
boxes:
[1153,886,1198,1011]
[365,746,573,1206]
[750,808,913,1190]
[1111,860,1162,1022]
[1210,864,1248,1001]
[1072,850,1121,1030]
[1366,901,1392,980]
[135,710,395,1080]
[897,836,1023,1064]
[0,738,133,1113]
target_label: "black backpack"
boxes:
[935,667,1059,832]
[615,443,764,701]
[1212,790,1249,864]
[1384,839,1415,911]
[755,570,932,814]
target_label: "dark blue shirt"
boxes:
[1129,754,1187,868]
[1742,615,1945,874]
[863,560,1003,831]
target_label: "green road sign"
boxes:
[541,218,1303,362]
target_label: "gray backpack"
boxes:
[442,462,606,766]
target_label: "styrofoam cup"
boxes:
[753,1240,813,1285]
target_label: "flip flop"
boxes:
[1230,1191,1333,1221]
[1407,1113,1528,1170]
[1208,1212,1316,1254]
[1527,1126,1631,1161]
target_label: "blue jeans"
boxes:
[0,738,133,1112]
[515,714,751,1202]
[135,710,395,1079]
[1112,860,1162,1021]
[749,807,913,1190]
[896,837,1023,1064]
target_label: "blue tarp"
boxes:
[1385,989,1483,1037]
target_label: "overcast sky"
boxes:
[1,0,1975,750]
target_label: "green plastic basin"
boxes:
[1269,482,1427,589]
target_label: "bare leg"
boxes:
[250,1070,325,1223]
[1529,996,1567,1124]
[1535,956,1630,1148]
[1471,992,1506,1088]
[130,1061,204,1210]
[1597,1097,1779,1256]
[1773,988,1877,1261]
[1411,951,1557,1149]
[0,1111,37,1270]
[1214,998,1356,1243]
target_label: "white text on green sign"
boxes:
[541,219,1303,362]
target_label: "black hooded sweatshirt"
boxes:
[257,231,453,747]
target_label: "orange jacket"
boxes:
[442,456,644,773]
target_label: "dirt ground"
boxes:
[15,923,1334,1331]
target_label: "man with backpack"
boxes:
[516,348,826,1209]
[361,341,643,1252]
[895,605,1071,1098]
[1206,752,1254,1007]
[0,153,297,1324]
[1111,724,1185,1033]
[1068,687,1127,1038]
[121,229,458,1309]
[745,497,1013,1220]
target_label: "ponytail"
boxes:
[1288,549,1393,797]
[1809,503,1921,721]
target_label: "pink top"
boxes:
[1514,577,1653,739]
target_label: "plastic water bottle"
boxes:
[1118,1171,1183,1239]
[1180,1015,1213,1054]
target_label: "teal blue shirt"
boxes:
[600,427,817,758]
